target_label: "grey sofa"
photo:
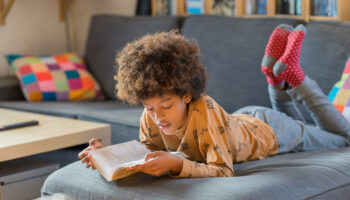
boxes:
[1,15,350,199]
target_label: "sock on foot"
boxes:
[261,24,293,88]
[273,24,306,88]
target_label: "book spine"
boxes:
[329,0,337,16]
[281,0,289,14]
[171,0,177,15]
[333,0,338,16]
[257,0,262,14]
[321,0,328,16]
[288,0,295,15]
[257,0,267,14]
[253,0,258,14]
[312,0,318,15]
[246,0,253,14]
[186,0,204,14]
[327,0,332,16]
[277,0,281,14]
[295,0,301,15]
[262,0,267,14]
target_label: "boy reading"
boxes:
[78,24,350,178]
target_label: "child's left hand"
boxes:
[127,151,183,176]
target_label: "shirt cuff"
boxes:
[169,158,192,178]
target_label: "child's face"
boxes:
[142,93,191,135]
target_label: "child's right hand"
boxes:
[78,138,104,170]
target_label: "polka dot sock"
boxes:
[273,24,306,88]
[261,24,293,88]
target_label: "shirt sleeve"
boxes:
[169,126,234,178]
[139,110,163,152]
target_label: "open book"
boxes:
[89,140,182,181]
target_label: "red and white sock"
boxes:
[261,24,293,88]
[273,24,306,88]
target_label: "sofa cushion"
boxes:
[182,15,303,114]
[0,101,128,118]
[328,56,350,122]
[42,147,350,200]
[6,53,105,101]
[78,108,144,144]
[85,15,181,100]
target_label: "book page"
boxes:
[90,140,150,178]
[90,140,187,181]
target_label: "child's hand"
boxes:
[78,138,104,170]
[127,151,183,176]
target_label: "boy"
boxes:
[79,25,350,178]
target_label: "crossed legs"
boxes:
[236,24,350,154]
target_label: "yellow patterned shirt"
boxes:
[139,94,278,178]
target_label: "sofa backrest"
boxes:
[182,15,350,123]
[84,14,350,124]
[301,20,350,93]
[182,15,303,113]
[85,15,181,100]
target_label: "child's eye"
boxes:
[146,108,154,112]
[163,105,172,109]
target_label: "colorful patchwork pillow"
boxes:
[328,57,350,122]
[6,53,104,101]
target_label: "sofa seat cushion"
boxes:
[42,147,350,200]
[0,100,132,118]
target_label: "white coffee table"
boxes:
[0,108,111,162]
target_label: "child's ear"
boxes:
[183,94,192,104]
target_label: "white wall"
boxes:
[69,0,137,55]
[0,0,137,77]
[0,0,66,77]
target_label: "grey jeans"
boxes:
[234,76,350,154]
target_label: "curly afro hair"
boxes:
[115,30,207,105]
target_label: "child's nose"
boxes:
[154,110,165,121]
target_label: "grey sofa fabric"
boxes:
[85,15,181,100]
[182,16,350,125]
[42,147,350,200]
[78,108,143,143]
[0,100,131,118]
[182,16,304,114]
[297,20,350,124]
[301,20,350,92]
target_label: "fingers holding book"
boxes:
[78,138,105,170]
[126,151,183,177]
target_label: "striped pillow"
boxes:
[6,53,104,101]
